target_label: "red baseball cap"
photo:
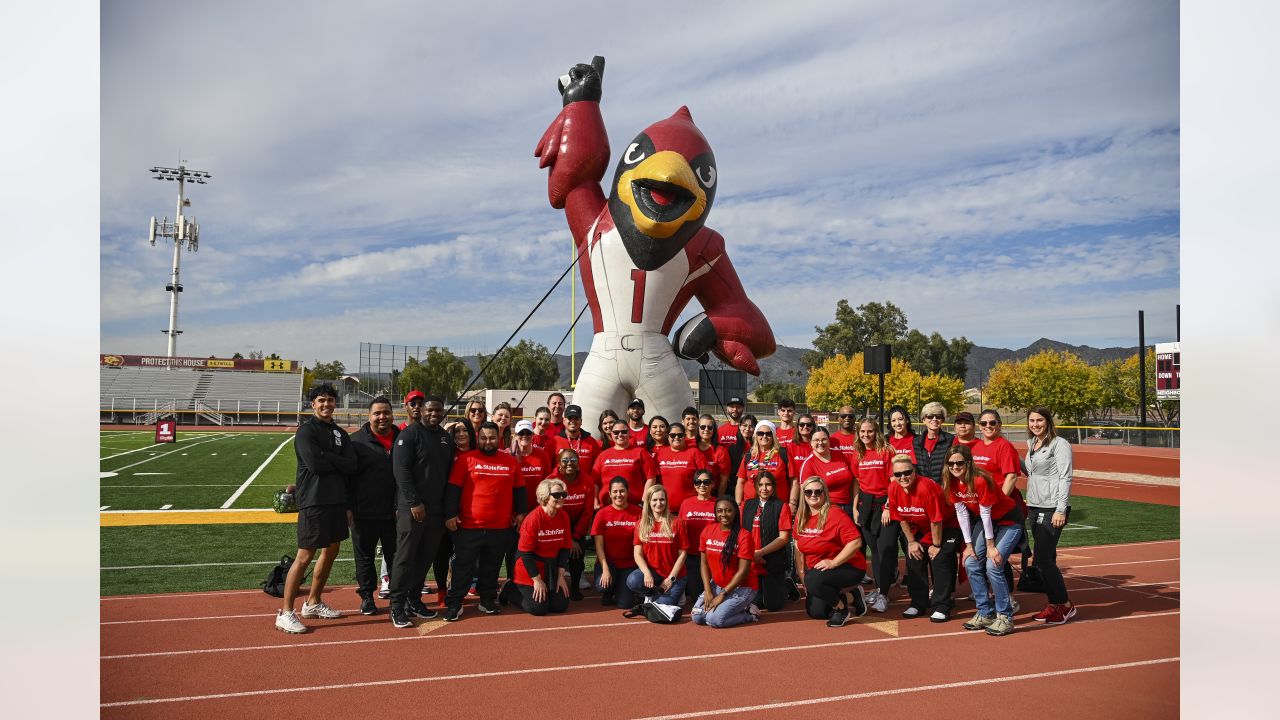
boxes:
[404,390,426,404]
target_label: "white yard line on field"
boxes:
[220,435,294,509]
[104,434,234,473]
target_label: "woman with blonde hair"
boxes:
[855,418,898,613]
[498,478,573,615]
[625,484,690,612]
[736,419,792,506]
[793,476,869,627]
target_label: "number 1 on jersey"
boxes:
[630,269,646,323]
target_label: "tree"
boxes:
[896,329,974,379]
[310,360,346,380]
[806,353,964,416]
[400,347,471,403]
[478,339,560,391]
[805,354,877,412]
[231,352,244,360]
[1093,359,1129,419]
[267,352,282,361]
[1120,350,1179,426]
[803,299,972,379]
[752,382,806,404]
[982,350,1098,423]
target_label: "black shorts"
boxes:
[297,504,349,549]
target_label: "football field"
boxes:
[99,429,296,510]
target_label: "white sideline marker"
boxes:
[100,505,110,511]
[159,504,173,510]
[221,435,294,509]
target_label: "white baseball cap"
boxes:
[515,419,535,434]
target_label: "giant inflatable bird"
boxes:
[535,56,775,426]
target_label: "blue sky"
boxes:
[100,0,1180,370]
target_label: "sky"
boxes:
[100,0,1180,371]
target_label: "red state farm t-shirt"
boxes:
[700,524,758,590]
[786,441,814,477]
[888,477,957,545]
[889,435,916,464]
[855,447,895,497]
[593,446,658,505]
[653,446,708,513]
[775,425,796,446]
[513,506,573,586]
[746,502,793,575]
[548,471,595,536]
[830,431,858,455]
[697,444,731,483]
[798,450,856,505]
[591,504,641,568]
[516,448,553,512]
[794,509,867,571]
[628,423,650,447]
[678,497,717,553]
[717,422,741,448]
[948,474,1018,526]
[448,451,522,529]
[971,436,1023,505]
[543,421,565,439]
[737,449,791,502]
[633,518,689,578]
[552,433,603,473]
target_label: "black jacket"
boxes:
[348,423,400,520]
[294,416,357,509]
[741,497,787,575]
[913,429,956,483]
[392,420,456,515]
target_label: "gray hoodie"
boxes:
[1023,435,1073,513]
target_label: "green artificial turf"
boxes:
[1054,495,1179,548]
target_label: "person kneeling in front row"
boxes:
[499,478,573,615]
[794,477,869,627]
[693,498,759,628]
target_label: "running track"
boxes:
[101,540,1180,718]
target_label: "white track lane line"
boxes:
[104,558,352,571]
[220,435,293,508]
[99,611,1181,706]
[1066,558,1178,569]
[633,657,1180,720]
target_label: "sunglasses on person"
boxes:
[611,430,630,436]
[924,414,944,420]
[698,424,715,431]
[892,469,915,478]
[549,491,568,500]
[693,478,714,486]
[560,457,579,464]
[946,460,967,467]
[668,432,686,439]
[798,422,815,428]
[755,431,773,437]
[803,488,826,497]
[978,420,999,427]
[838,413,855,419]
[468,408,485,414]
[407,399,425,406]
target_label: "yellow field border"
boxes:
[100,509,297,527]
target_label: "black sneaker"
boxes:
[443,605,464,622]
[408,601,438,620]
[601,592,616,606]
[360,595,377,616]
[570,589,584,601]
[849,587,868,618]
[826,607,850,627]
[477,599,500,615]
[390,606,413,629]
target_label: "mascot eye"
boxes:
[624,143,646,165]
[696,166,717,189]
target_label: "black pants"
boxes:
[685,553,704,604]
[1029,506,1071,604]
[803,563,864,619]
[351,517,396,598]
[755,571,789,612]
[903,527,962,614]
[856,494,899,593]
[567,538,587,595]
[500,577,570,616]
[447,527,511,608]
[389,511,444,608]
[431,531,453,592]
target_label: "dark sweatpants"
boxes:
[447,527,511,608]
[351,517,396,598]
[857,494,899,593]
[903,527,962,614]
[1029,506,1072,604]
[500,578,570,615]
[389,510,444,608]
[755,571,790,612]
[803,563,865,619]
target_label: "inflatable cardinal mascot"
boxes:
[535,56,775,426]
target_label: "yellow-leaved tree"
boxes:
[983,350,1098,422]
[807,353,965,415]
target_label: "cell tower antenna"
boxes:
[146,162,212,358]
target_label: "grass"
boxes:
[1055,495,1179,547]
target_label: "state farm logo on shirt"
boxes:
[704,537,727,551]
[860,458,885,470]
[796,526,822,538]
[659,458,692,469]
[605,519,637,528]
[819,465,845,479]
[565,490,587,504]
[602,457,634,467]
[537,527,566,538]
[646,532,675,544]
[474,463,511,472]
[953,487,978,502]
[896,505,926,515]
[971,452,993,466]
[685,510,714,520]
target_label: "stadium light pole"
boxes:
[147,163,211,358]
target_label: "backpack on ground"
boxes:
[1016,565,1046,593]
[641,600,683,623]
[262,554,307,597]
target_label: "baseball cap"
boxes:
[564,404,583,418]
[727,396,744,406]
[515,419,535,434]
[954,412,975,423]
[404,390,425,404]
[628,398,645,409]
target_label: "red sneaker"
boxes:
[1033,604,1058,622]
[1045,603,1075,625]
[435,590,447,608]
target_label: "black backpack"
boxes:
[1016,564,1046,594]
[262,554,308,597]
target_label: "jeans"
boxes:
[692,583,756,628]
[626,568,688,606]
[964,520,1023,617]
[595,558,638,609]
[1029,506,1071,604]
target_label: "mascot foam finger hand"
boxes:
[535,56,775,426]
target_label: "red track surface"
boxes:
[101,540,1180,718]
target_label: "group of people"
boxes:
[276,388,1077,637]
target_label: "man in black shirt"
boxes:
[348,396,400,616]
[389,395,455,628]
[276,384,356,634]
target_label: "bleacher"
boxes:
[100,366,302,425]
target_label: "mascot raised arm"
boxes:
[535,55,776,426]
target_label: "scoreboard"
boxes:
[1155,342,1180,399]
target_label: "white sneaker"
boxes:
[902,606,921,618]
[748,604,761,621]
[869,592,888,613]
[865,590,881,605]
[301,600,342,619]
[579,576,592,590]
[378,576,390,599]
[1009,598,1021,615]
[275,610,306,633]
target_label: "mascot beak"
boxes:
[615,151,707,240]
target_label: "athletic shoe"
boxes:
[860,575,874,585]
[408,601,438,620]
[570,589,584,601]
[378,576,390,599]
[748,604,762,621]
[300,600,342,619]
[390,606,413,629]
[826,607,849,627]
[1045,603,1077,625]
[1009,597,1021,615]
[444,605,464,622]
[359,595,377,616]
[849,587,868,617]
[902,606,922,618]
[929,610,950,623]
[869,592,888,613]
[864,590,881,607]
[465,583,479,600]
[477,599,500,615]
[579,576,592,590]
[963,614,995,631]
[275,609,306,634]
[435,591,447,608]
[1033,603,1058,622]
[601,592,616,606]
[985,614,1015,636]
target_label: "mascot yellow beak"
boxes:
[615,151,708,240]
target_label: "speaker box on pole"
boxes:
[864,345,892,375]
